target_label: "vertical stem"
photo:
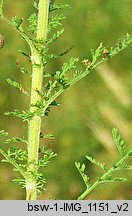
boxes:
[37,0,49,39]
[26,0,50,200]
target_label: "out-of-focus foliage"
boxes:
[0,0,132,199]
[76,128,132,200]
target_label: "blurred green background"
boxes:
[0,0,132,199]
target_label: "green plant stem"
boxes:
[78,154,128,200]
[26,0,50,200]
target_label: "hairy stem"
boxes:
[26,0,50,200]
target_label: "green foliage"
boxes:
[38,147,57,167]
[5,137,27,144]
[83,33,132,70]
[75,162,90,187]
[6,147,27,162]
[0,144,56,195]
[12,16,23,30]
[76,129,132,200]
[112,128,126,157]
[16,60,31,76]
[0,130,8,137]
[27,13,37,34]
[40,133,54,139]
[0,147,27,178]
[53,57,79,87]
[49,2,70,13]
[90,43,104,66]
[49,14,66,31]
[4,110,34,121]
[86,155,108,172]
[6,78,30,96]
[33,2,38,10]
[47,28,64,44]
[0,0,131,199]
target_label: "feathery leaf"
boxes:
[112,128,126,157]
